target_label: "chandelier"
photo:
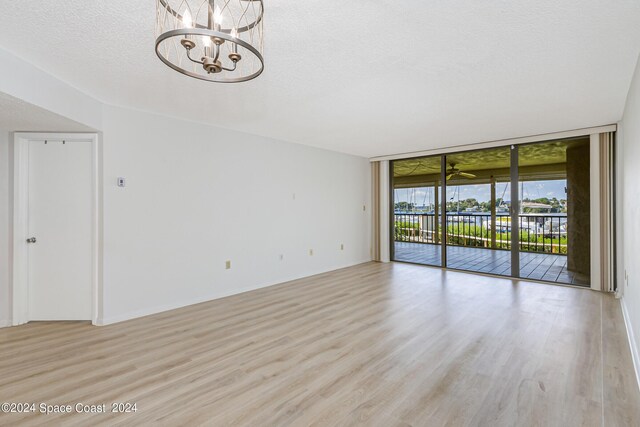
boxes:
[155,0,264,83]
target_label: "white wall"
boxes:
[0,129,9,325]
[0,47,102,131]
[0,47,101,326]
[100,105,371,324]
[0,45,373,326]
[619,55,640,379]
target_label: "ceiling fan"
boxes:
[446,163,476,180]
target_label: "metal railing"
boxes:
[394,213,568,254]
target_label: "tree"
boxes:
[394,201,415,212]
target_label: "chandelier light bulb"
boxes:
[182,9,192,28]
[179,8,195,50]
[213,6,222,27]
[229,28,239,56]
[202,36,212,48]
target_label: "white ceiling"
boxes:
[0,92,94,132]
[0,1,639,157]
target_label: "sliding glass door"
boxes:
[517,138,591,286]
[391,138,591,287]
[391,155,443,266]
[444,147,512,276]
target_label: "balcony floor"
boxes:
[394,242,589,286]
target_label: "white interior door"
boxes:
[27,140,92,320]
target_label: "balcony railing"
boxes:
[394,213,568,254]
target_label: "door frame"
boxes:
[12,132,101,325]
[389,136,603,288]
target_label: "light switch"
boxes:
[117,177,126,187]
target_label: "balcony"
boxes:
[394,213,589,286]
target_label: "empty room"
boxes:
[2,1,640,426]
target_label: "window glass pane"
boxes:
[444,147,512,276]
[392,156,442,266]
[518,138,590,286]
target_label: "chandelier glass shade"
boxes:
[155,0,264,83]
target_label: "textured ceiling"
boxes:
[0,92,94,132]
[0,1,638,157]
[393,138,589,177]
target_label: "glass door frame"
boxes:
[510,145,520,277]
[390,144,523,279]
[391,140,590,285]
[388,153,447,266]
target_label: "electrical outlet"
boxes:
[363,205,366,211]
[309,249,314,256]
[279,254,284,261]
[225,260,231,270]
[340,243,344,250]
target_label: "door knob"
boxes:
[26,237,36,243]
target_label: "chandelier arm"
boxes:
[221,62,238,72]
[186,49,205,65]
[155,28,264,83]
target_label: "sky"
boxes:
[395,179,567,206]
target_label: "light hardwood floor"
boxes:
[1,262,639,426]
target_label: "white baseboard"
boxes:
[620,297,640,392]
[96,259,371,326]
[0,320,12,328]
[96,293,216,325]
